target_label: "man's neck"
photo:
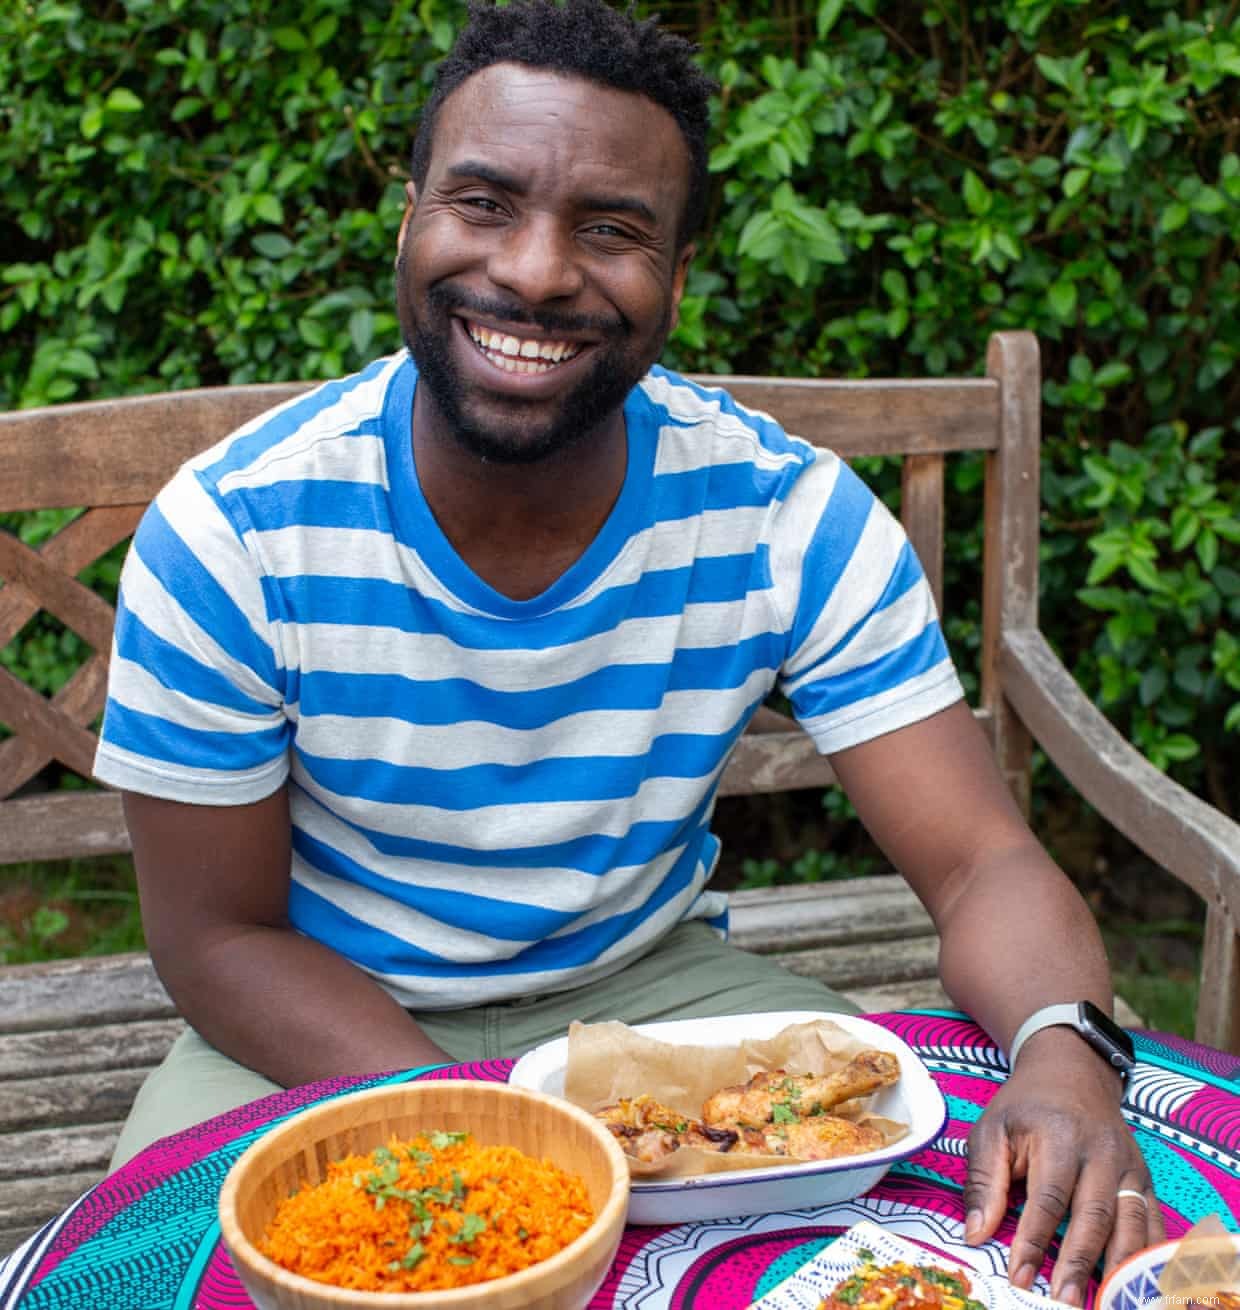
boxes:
[410,393,629,602]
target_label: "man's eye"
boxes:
[461,196,502,213]
[586,223,631,239]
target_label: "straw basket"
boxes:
[219,1080,630,1310]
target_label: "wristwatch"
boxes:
[1007,1001,1137,1080]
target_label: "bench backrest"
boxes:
[0,331,1040,867]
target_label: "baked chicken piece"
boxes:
[594,1094,737,1164]
[595,1048,900,1169]
[732,1115,886,1160]
[701,1050,899,1127]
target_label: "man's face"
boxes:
[396,62,693,465]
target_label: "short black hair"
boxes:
[410,0,717,247]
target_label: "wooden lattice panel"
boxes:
[0,506,143,798]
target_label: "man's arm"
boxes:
[829,700,1162,1303]
[125,787,451,1088]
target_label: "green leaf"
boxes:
[1035,54,1071,89]
[271,27,308,51]
[962,170,991,216]
[1127,556,1164,591]
[1190,185,1225,214]
[1094,361,1132,388]
[817,0,846,38]
[311,15,338,47]
[348,307,374,356]
[58,348,99,379]
[1047,280,1077,321]
[1159,202,1190,234]
[1063,167,1091,198]
[105,88,143,113]
[252,233,294,259]
[1195,529,1219,574]
[761,55,787,90]
[252,193,284,225]
[1158,734,1200,763]
[172,96,204,122]
[222,193,248,228]
[1170,506,1199,551]
[80,105,105,140]
[1139,667,1167,707]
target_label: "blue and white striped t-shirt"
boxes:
[94,351,963,1009]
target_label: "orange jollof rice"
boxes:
[259,1130,594,1293]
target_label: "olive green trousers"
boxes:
[109,921,857,1170]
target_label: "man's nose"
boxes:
[486,217,585,304]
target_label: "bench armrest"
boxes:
[1000,627,1240,1051]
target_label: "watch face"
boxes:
[1080,1000,1137,1070]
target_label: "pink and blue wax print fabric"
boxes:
[1,1011,1236,1310]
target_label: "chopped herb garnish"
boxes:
[772,1102,799,1124]
[430,1130,469,1150]
[450,1213,488,1244]
[919,1267,967,1293]
[448,1255,475,1267]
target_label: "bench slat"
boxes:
[728,875,935,953]
[902,453,945,611]
[0,1069,155,1135]
[847,978,954,1013]
[773,934,941,991]
[0,953,174,1034]
[0,1018,185,1080]
[0,1123,120,1181]
[0,377,1001,512]
[0,1171,109,1248]
[0,790,131,864]
[719,731,838,796]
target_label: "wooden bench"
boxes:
[2,330,1237,1256]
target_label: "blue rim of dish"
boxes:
[628,1092,949,1193]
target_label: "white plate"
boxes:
[750,1219,1071,1310]
[508,1011,947,1225]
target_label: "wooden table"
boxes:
[1,1010,1236,1309]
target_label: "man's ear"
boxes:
[668,242,695,333]
[395,181,418,263]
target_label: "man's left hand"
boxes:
[962,1030,1164,1306]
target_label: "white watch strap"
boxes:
[1007,1002,1081,1068]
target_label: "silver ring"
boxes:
[1116,1188,1149,1208]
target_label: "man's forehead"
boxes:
[429,62,689,194]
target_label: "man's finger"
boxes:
[962,1116,1012,1246]
[1007,1160,1075,1295]
[1103,1178,1162,1273]
[1044,1161,1121,1306]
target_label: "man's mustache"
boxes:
[427,283,628,338]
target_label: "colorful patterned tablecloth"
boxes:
[1,1011,1236,1309]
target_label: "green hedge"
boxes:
[1,0,1237,813]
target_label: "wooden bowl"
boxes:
[218,1080,630,1310]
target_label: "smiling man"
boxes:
[94,0,1159,1302]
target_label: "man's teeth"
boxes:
[467,323,582,373]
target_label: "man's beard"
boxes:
[398,272,669,466]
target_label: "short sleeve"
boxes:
[769,452,964,754]
[93,465,291,804]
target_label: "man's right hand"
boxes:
[124,787,453,1087]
